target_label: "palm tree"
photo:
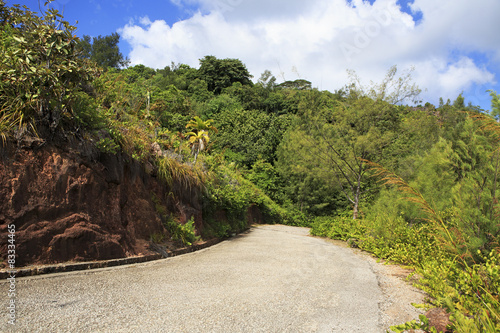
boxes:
[186,130,210,164]
[185,116,218,133]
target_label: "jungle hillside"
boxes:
[1,2,500,332]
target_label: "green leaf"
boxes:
[12,36,25,43]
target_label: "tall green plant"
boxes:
[186,130,209,164]
[185,116,217,133]
[156,156,206,191]
[366,157,500,332]
[0,1,99,138]
[165,217,199,246]
[280,96,400,219]
[366,159,464,257]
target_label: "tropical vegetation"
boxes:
[1,1,500,331]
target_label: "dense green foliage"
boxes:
[164,216,199,246]
[310,109,500,331]
[197,55,253,94]
[2,3,500,331]
[78,32,129,69]
[0,2,99,139]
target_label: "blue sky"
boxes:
[11,0,500,111]
[11,0,188,53]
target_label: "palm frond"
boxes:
[185,116,218,133]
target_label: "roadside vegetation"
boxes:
[1,2,499,331]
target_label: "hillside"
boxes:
[1,3,500,332]
[1,142,191,266]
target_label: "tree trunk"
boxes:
[352,176,362,219]
[353,198,359,219]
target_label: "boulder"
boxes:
[425,307,451,333]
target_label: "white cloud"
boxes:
[413,57,495,104]
[139,16,152,26]
[438,58,494,92]
[120,0,499,106]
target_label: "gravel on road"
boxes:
[0,224,426,332]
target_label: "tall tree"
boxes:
[0,0,9,26]
[197,56,253,94]
[280,96,400,219]
[257,70,277,90]
[347,65,422,105]
[186,130,210,164]
[277,79,312,91]
[186,116,218,133]
[489,90,500,120]
[79,32,129,69]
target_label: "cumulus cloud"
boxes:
[119,0,499,106]
[413,57,495,104]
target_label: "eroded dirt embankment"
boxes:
[0,143,204,267]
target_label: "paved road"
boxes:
[1,225,405,332]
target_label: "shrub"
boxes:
[202,154,303,231]
[202,218,232,239]
[0,3,99,138]
[165,217,199,246]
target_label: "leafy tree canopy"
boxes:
[489,90,500,120]
[277,79,312,91]
[0,1,99,138]
[79,32,129,69]
[197,55,253,94]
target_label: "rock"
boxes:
[47,220,125,262]
[0,144,204,267]
[425,307,451,333]
[246,204,263,224]
[149,243,169,258]
[347,238,360,248]
[150,142,163,158]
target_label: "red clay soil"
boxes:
[0,143,203,267]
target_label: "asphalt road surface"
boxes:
[0,225,423,332]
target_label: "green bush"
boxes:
[414,251,500,332]
[201,153,305,235]
[165,217,199,246]
[96,137,120,154]
[73,91,106,129]
[202,218,232,239]
[0,3,99,138]
[311,212,440,267]
[310,213,366,240]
